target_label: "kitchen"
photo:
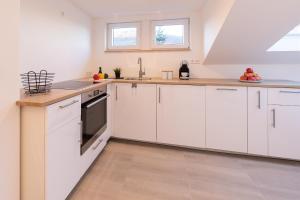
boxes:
[1,0,300,200]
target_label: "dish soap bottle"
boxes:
[98,67,104,79]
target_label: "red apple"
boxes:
[246,73,254,78]
[246,68,254,73]
[93,74,100,80]
[248,76,257,81]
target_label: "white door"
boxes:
[268,105,300,160]
[206,86,247,153]
[46,117,81,200]
[157,85,205,148]
[248,87,268,155]
[113,83,157,142]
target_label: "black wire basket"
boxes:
[21,70,55,95]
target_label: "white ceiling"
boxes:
[70,0,207,18]
[204,0,300,64]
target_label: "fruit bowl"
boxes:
[240,67,262,83]
[239,79,262,83]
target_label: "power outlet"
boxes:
[190,60,201,64]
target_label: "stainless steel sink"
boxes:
[125,77,152,80]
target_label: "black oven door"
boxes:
[81,94,108,154]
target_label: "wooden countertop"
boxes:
[17,78,300,107]
[17,79,112,107]
[113,78,300,88]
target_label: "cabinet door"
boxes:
[46,117,81,200]
[268,105,300,160]
[113,83,156,142]
[248,87,268,155]
[157,85,205,148]
[206,86,247,153]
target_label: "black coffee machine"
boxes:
[179,60,190,80]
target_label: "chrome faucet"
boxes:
[138,57,145,80]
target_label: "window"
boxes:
[268,24,300,52]
[151,19,190,49]
[107,22,141,50]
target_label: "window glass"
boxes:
[155,25,185,45]
[151,19,190,49]
[107,22,141,50]
[268,24,300,52]
[112,27,137,46]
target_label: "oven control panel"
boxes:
[81,85,107,104]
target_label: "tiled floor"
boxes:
[69,140,300,200]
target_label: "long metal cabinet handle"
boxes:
[86,95,110,108]
[116,85,118,101]
[272,109,276,128]
[158,87,161,104]
[78,121,83,144]
[280,90,300,94]
[92,139,103,150]
[59,100,79,109]
[216,88,238,91]
[258,90,261,109]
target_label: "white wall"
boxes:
[0,0,20,200]
[21,0,92,82]
[91,11,300,81]
[91,11,203,78]
[202,0,235,58]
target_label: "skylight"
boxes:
[268,24,300,52]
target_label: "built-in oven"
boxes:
[80,85,108,155]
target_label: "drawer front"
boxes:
[47,95,81,131]
[80,133,107,175]
[268,88,300,106]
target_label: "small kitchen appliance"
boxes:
[179,60,190,80]
[80,85,109,154]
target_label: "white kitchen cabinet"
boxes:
[21,95,82,200]
[248,87,268,156]
[157,85,205,148]
[46,117,81,200]
[268,105,300,160]
[206,86,247,153]
[113,83,156,142]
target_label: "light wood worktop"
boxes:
[17,79,112,107]
[113,78,300,88]
[17,78,300,107]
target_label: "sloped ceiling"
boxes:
[204,0,300,64]
[70,0,207,18]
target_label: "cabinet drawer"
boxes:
[80,133,107,175]
[268,88,300,106]
[47,95,81,131]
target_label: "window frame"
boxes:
[150,18,190,49]
[106,22,141,50]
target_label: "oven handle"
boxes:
[86,94,110,108]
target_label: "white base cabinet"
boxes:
[21,87,113,200]
[206,86,247,153]
[248,87,268,156]
[157,85,206,148]
[113,83,157,142]
[21,95,82,200]
[267,88,300,160]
